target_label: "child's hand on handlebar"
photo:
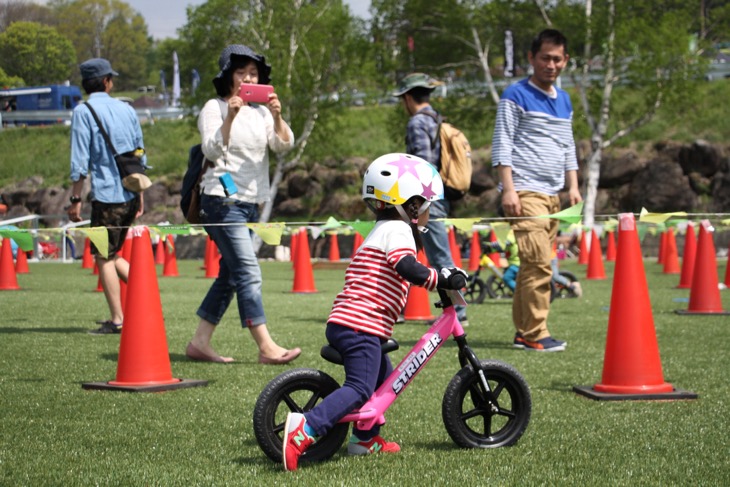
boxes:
[439,267,469,289]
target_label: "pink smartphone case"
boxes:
[238,84,274,103]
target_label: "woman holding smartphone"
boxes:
[186,44,300,364]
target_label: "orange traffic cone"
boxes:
[487,230,501,268]
[162,235,179,277]
[290,229,299,267]
[154,237,166,265]
[578,231,589,264]
[468,231,481,271]
[574,213,696,400]
[657,231,666,264]
[81,238,94,269]
[725,243,730,288]
[448,227,462,266]
[586,230,606,280]
[94,274,104,292]
[351,232,364,259]
[15,249,29,274]
[676,220,729,315]
[292,228,317,293]
[662,228,680,274]
[0,237,20,290]
[605,230,616,262]
[204,238,220,278]
[677,223,697,289]
[403,249,434,321]
[82,228,207,392]
[328,233,340,261]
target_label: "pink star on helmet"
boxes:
[421,180,437,199]
[387,156,421,179]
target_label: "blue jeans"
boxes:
[197,194,265,327]
[423,199,467,320]
[503,264,519,292]
[304,324,393,441]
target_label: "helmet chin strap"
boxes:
[396,205,429,234]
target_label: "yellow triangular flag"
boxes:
[246,223,285,246]
[76,227,109,258]
[445,218,480,234]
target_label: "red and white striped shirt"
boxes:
[328,220,438,339]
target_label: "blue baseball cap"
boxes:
[79,58,118,81]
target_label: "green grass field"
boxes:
[1,256,729,485]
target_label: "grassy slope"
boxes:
[1,81,728,189]
[0,259,728,484]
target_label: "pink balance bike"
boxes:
[253,285,532,465]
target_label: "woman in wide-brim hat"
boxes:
[186,44,300,365]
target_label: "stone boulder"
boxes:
[626,157,697,212]
[599,149,647,188]
[678,139,726,177]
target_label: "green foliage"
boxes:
[0,21,76,85]
[0,259,728,484]
[49,0,150,90]
[0,66,24,88]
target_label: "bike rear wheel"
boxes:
[485,275,513,299]
[464,277,487,304]
[253,368,349,464]
[442,360,531,448]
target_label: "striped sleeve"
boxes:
[491,98,522,169]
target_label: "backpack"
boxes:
[180,99,227,222]
[419,111,473,200]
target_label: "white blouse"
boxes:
[198,98,294,204]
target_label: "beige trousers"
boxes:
[511,191,560,341]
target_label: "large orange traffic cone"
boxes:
[81,238,94,269]
[586,230,606,280]
[15,249,29,274]
[468,231,481,271]
[204,237,219,278]
[82,228,207,392]
[605,230,617,262]
[578,231,589,264]
[487,230,501,268]
[351,232,364,259]
[574,213,696,400]
[292,228,317,293]
[657,231,666,264]
[676,220,729,315]
[448,227,463,266]
[677,223,697,289]
[662,228,680,274]
[162,235,179,277]
[403,249,434,321]
[328,233,340,261]
[0,237,20,290]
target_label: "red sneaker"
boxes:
[347,435,401,455]
[283,413,316,471]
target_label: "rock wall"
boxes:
[2,140,728,258]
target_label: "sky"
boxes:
[48,0,372,40]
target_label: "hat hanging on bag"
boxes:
[212,44,271,97]
[80,58,119,81]
[392,73,443,97]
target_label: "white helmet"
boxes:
[362,153,444,206]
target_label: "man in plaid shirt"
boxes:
[393,73,468,325]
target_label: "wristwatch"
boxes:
[69,195,82,204]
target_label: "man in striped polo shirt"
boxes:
[491,29,582,352]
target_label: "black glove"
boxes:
[440,267,468,289]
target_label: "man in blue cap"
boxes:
[67,58,147,334]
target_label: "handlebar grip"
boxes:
[449,274,467,290]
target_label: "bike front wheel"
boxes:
[253,368,349,464]
[485,275,513,299]
[442,360,531,448]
